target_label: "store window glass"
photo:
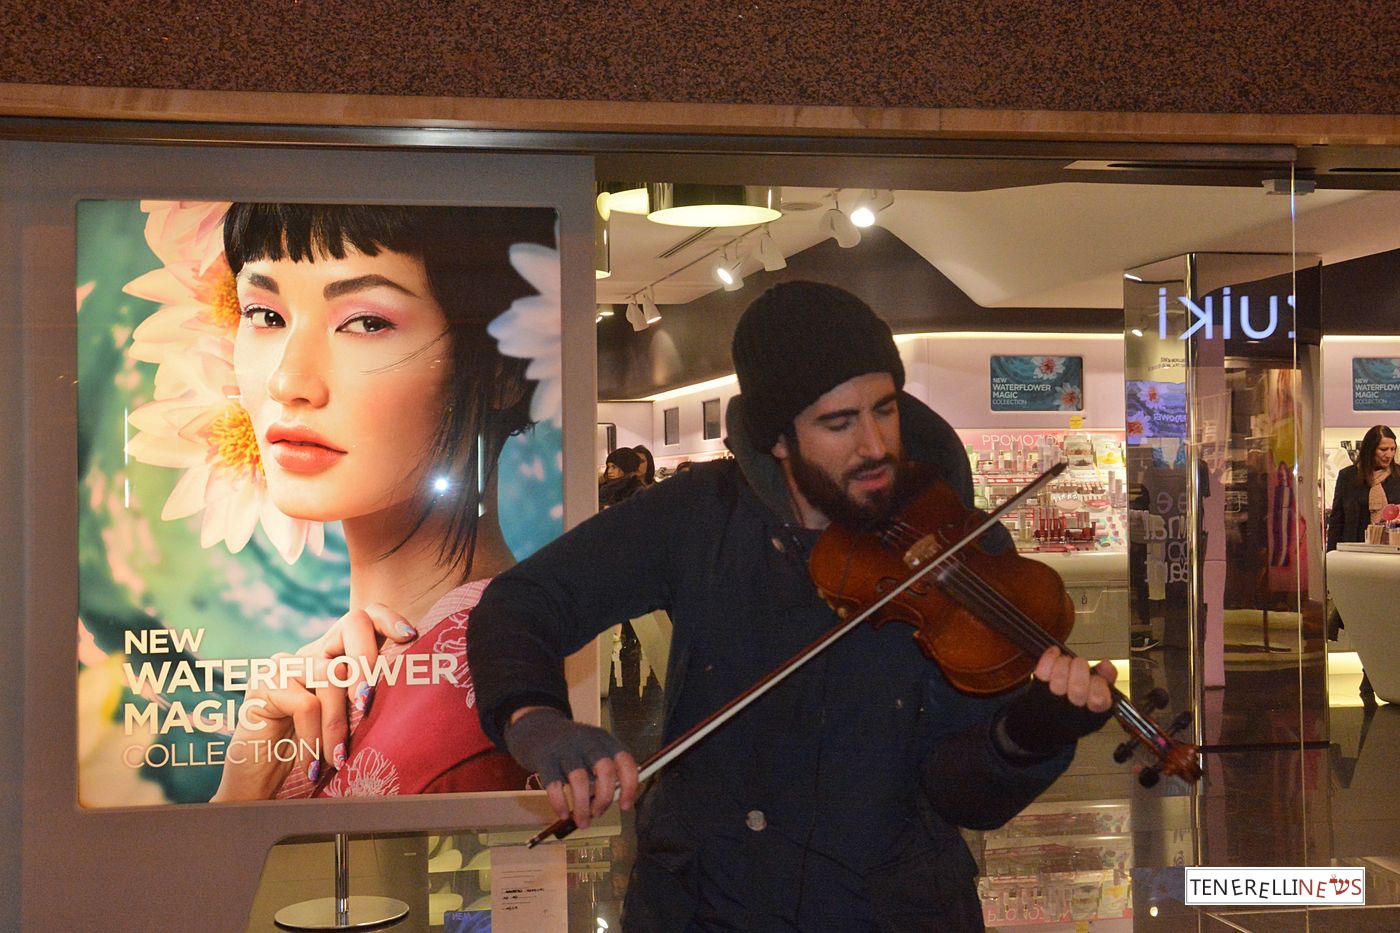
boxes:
[593,155,1319,926]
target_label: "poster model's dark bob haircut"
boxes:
[224,202,557,577]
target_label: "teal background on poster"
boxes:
[989,355,1084,411]
[1352,358,1400,411]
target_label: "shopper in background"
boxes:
[633,444,656,486]
[470,280,1115,931]
[599,446,644,508]
[1327,424,1400,552]
[1326,423,1400,706]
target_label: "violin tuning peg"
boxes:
[1138,766,1161,788]
[1112,740,1138,764]
[1168,712,1192,736]
[1146,687,1170,711]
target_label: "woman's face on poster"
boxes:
[233,247,451,524]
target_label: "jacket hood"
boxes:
[723,391,974,526]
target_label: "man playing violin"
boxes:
[470,280,1117,932]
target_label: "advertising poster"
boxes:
[76,200,564,806]
[1124,380,1188,445]
[989,355,1084,412]
[1352,357,1400,411]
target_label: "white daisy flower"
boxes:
[488,243,562,427]
[121,201,323,563]
[124,201,239,364]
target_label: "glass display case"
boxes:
[974,800,1134,928]
[958,429,1128,555]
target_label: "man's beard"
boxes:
[788,440,909,529]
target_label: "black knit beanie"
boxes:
[605,447,642,474]
[731,281,905,450]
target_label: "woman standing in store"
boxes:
[1326,423,1400,705]
[632,445,656,486]
[1327,424,1400,552]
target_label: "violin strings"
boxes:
[873,519,1165,743]
[924,551,1161,742]
[938,561,1163,741]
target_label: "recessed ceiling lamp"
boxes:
[820,200,862,248]
[596,181,650,219]
[755,229,787,272]
[647,184,782,228]
[640,289,663,325]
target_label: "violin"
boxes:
[527,463,1197,847]
[809,466,1202,788]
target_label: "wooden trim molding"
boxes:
[3,83,1400,147]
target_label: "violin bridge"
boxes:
[903,534,942,569]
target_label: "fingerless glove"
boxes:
[503,708,625,787]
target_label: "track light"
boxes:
[715,251,745,291]
[595,304,615,324]
[755,230,786,272]
[648,184,783,228]
[641,289,662,325]
[820,205,861,248]
[625,298,647,331]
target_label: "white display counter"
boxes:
[1027,551,1130,661]
[1328,545,1400,704]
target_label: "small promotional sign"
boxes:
[989,355,1084,412]
[1352,357,1400,411]
[1184,867,1365,905]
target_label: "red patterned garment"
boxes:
[278,579,530,798]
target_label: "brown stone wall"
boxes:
[2,1,1397,116]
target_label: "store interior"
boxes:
[247,152,1400,931]
[583,158,1400,932]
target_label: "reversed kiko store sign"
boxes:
[76,199,567,807]
[1156,287,1296,341]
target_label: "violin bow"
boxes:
[526,462,1069,847]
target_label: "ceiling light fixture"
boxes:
[647,183,783,228]
[755,228,787,271]
[714,247,746,291]
[625,298,647,331]
[596,304,615,324]
[848,190,882,228]
[640,289,662,325]
[820,200,862,248]
[594,203,611,280]
[596,181,651,219]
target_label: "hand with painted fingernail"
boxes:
[211,651,331,801]
[295,604,414,781]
